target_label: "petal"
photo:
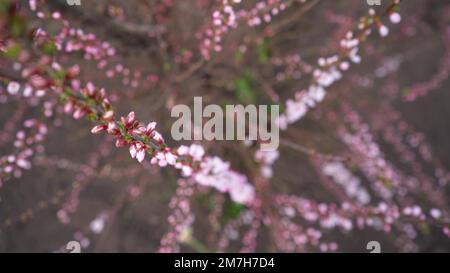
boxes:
[147,122,157,131]
[86,82,95,94]
[107,122,117,132]
[73,109,84,119]
[129,145,137,158]
[158,159,168,167]
[126,111,136,124]
[153,132,164,142]
[136,149,146,163]
[177,145,189,155]
[165,153,177,165]
[181,166,193,177]
[103,110,114,120]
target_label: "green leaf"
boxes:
[0,0,10,14]
[234,50,243,62]
[235,77,256,104]
[59,94,68,103]
[401,87,411,96]
[222,202,245,223]
[4,44,21,59]
[195,193,215,211]
[87,113,99,121]
[163,62,171,73]
[10,15,26,37]
[42,41,57,56]
[393,5,401,13]
[419,222,430,235]
[257,38,270,63]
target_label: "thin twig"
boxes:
[280,138,348,162]
[0,68,24,82]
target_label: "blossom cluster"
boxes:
[1,0,450,253]
[4,1,257,205]
[339,105,407,200]
[199,0,241,59]
[322,161,371,205]
[404,27,450,101]
[91,107,255,204]
[238,0,291,27]
[0,119,47,186]
[199,0,303,59]
[31,4,158,92]
[159,179,195,253]
[372,104,449,206]
[276,6,402,130]
[271,53,313,83]
[275,194,448,244]
[194,155,255,204]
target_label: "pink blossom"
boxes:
[16,158,31,169]
[147,122,157,131]
[379,25,389,37]
[7,82,20,95]
[390,12,401,24]
[430,208,442,219]
[136,149,146,163]
[229,181,255,204]
[90,216,105,234]
[129,145,137,158]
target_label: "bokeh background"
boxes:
[0,0,449,252]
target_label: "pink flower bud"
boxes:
[91,125,106,134]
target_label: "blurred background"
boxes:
[0,0,449,252]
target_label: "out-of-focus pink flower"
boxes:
[7,82,20,95]
[91,125,106,134]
